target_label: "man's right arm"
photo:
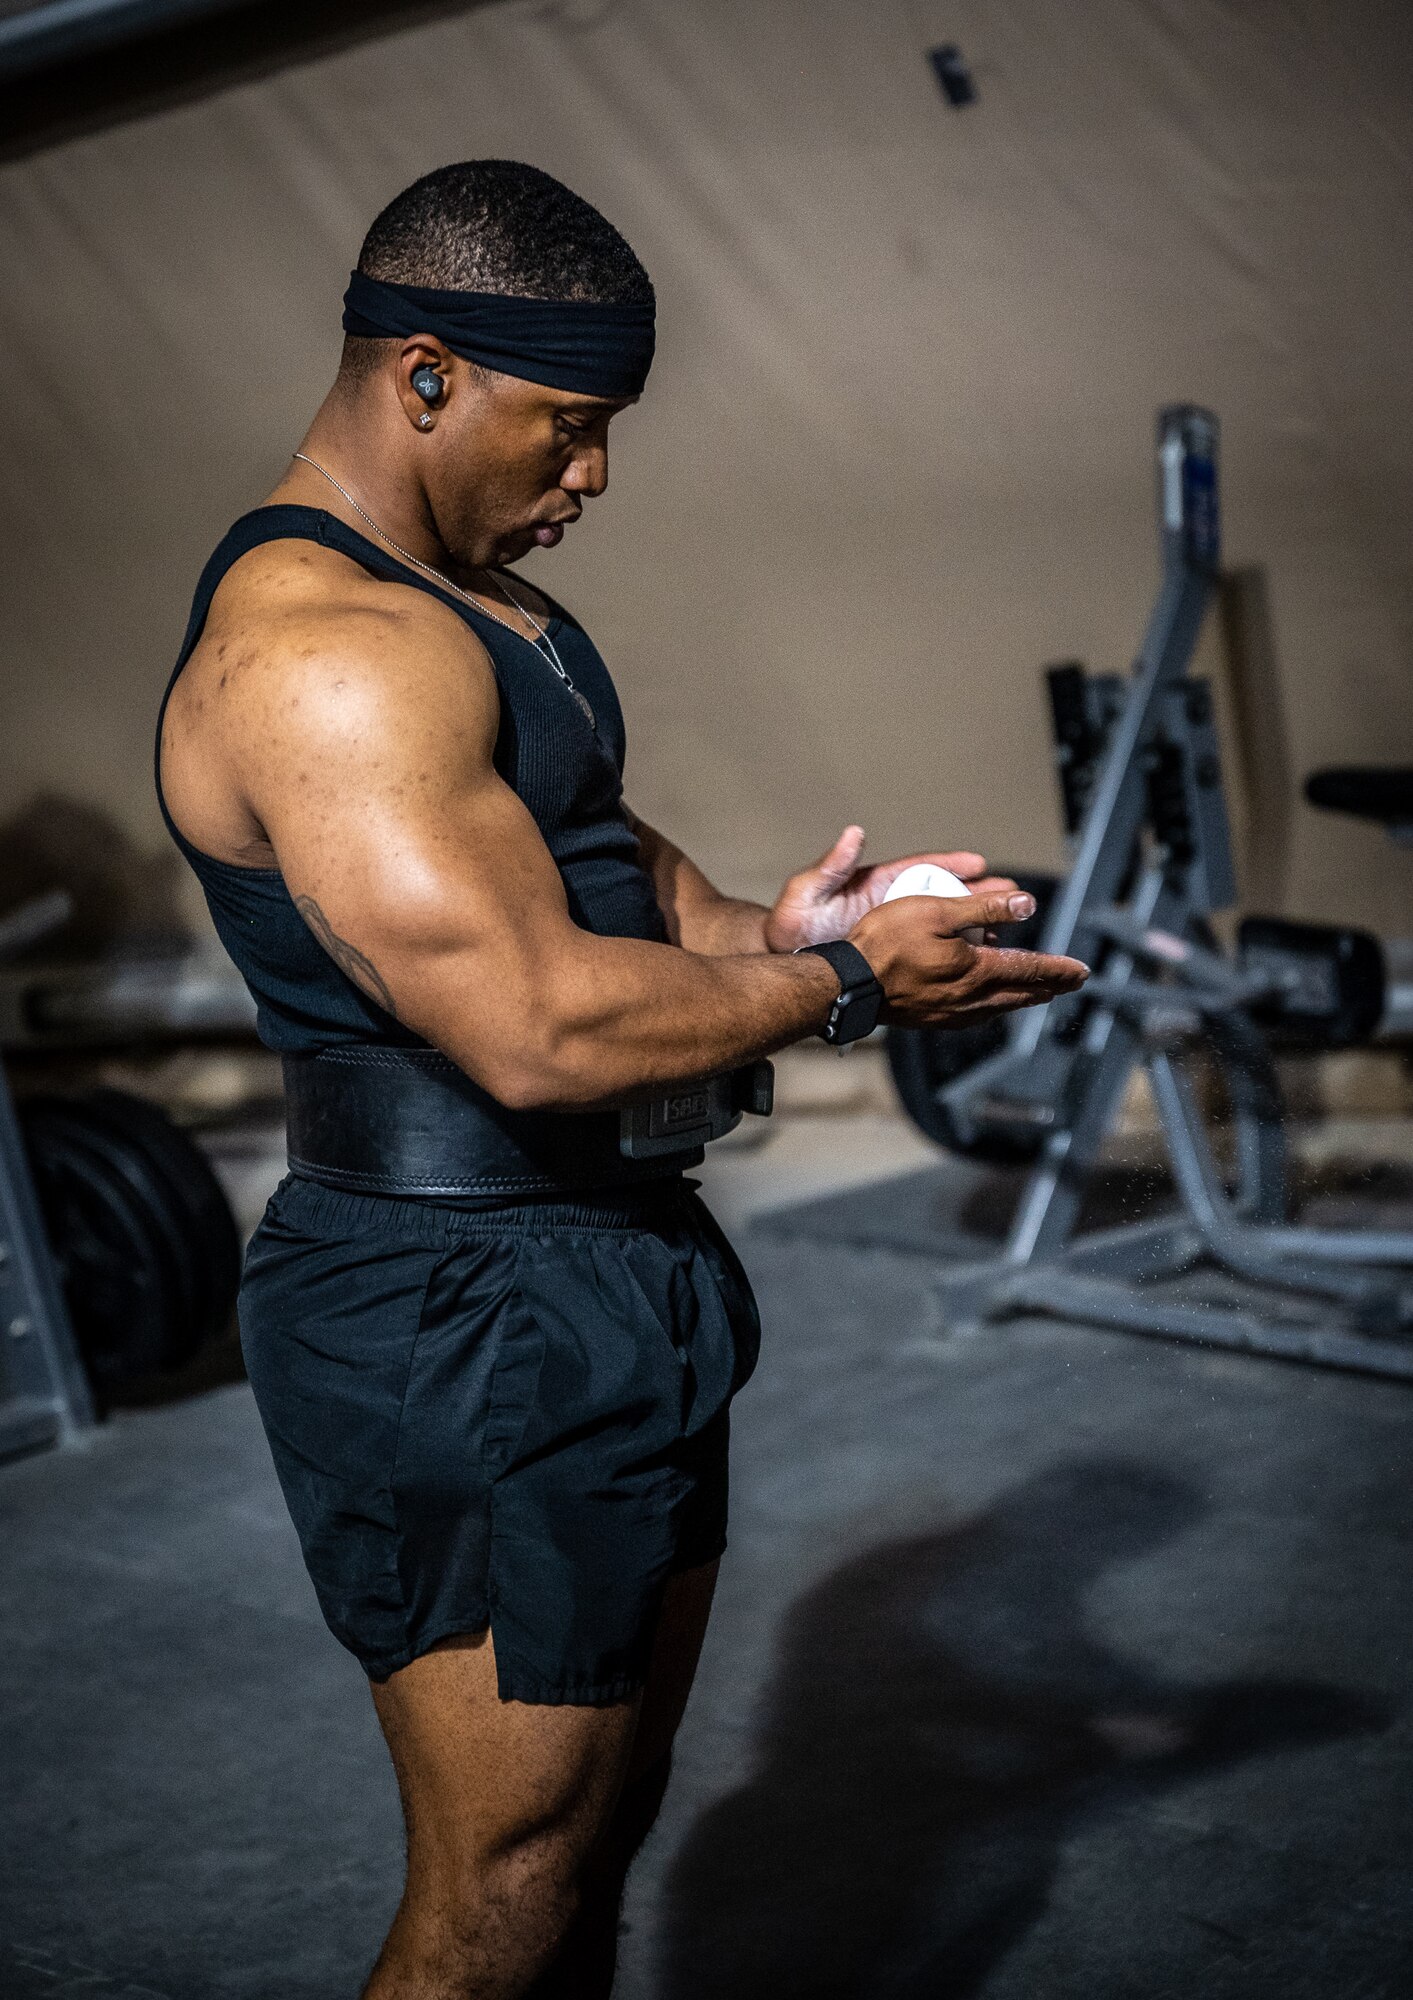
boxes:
[233,593,1085,1111]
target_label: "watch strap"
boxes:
[794,938,885,1044]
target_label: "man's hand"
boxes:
[849,887,1089,1028]
[764,824,1015,953]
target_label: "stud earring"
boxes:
[418,413,434,429]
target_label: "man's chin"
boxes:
[497,526,550,561]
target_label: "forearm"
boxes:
[674,893,771,956]
[628,813,772,956]
[430,929,835,1111]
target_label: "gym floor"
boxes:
[4,1085,1412,2000]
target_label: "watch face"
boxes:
[833,980,883,1043]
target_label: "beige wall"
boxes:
[1,0,1410,939]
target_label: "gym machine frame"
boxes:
[0,894,95,1460]
[928,406,1413,1379]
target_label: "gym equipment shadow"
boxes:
[656,1460,1385,2000]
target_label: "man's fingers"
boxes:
[811,824,866,886]
[917,850,987,879]
[920,889,1041,934]
[978,947,1089,989]
[925,981,1081,1028]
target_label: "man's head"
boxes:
[335,161,653,568]
[346,158,653,322]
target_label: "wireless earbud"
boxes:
[411,365,443,406]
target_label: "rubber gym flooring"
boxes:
[4,1148,1412,1999]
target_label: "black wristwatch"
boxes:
[794,938,885,1045]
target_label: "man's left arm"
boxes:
[627,812,1018,956]
[627,808,770,954]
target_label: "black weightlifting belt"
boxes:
[282,1046,774,1199]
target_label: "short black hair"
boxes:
[340,159,652,381]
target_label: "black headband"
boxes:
[342,269,655,399]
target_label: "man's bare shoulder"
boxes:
[206,536,486,676]
[190,536,492,748]
[163,536,500,863]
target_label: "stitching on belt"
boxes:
[287,1156,557,1192]
[296,1047,457,1071]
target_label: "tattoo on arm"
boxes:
[293,895,399,1019]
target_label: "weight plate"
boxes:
[884,870,1062,1164]
[21,1099,188,1386]
[1237,916,1386,1052]
[36,1098,205,1347]
[81,1090,241,1356]
[53,1101,205,1340]
[886,1015,1018,1156]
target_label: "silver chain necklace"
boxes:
[291,451,595,728]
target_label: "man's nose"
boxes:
[562,445,608,500]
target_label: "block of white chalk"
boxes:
[882,863,971,902]
[882,862,984,942]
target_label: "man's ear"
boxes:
[395,338,454,432]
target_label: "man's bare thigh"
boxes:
[370,1558,720,1860]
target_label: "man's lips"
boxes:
[528,510,580,549]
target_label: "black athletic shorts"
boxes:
[238,1173,760,1704]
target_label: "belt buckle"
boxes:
[617,1061,774,1160]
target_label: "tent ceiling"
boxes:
[0,0,481,158]
[0,2,254,76]
[1,0,1410,934]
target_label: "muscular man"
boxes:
[156,160,1086,1998]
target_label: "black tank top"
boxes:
[155,505,669,1055]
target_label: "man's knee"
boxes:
[382,1820,586,1997]
[518,1758,675,2000]
[422,1807,587,1921]
[383,1756,674,1999]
